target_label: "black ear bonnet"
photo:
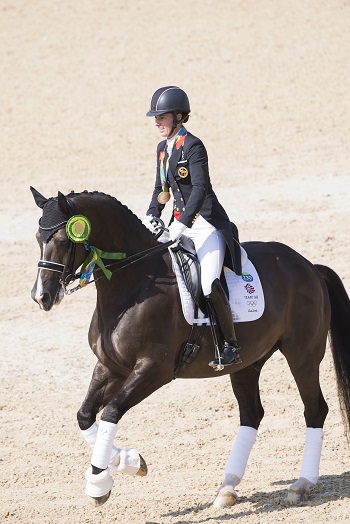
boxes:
[30,187,75,242]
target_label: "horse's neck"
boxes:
[95,249,173,319]
[78,195,155,255]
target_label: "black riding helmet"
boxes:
[147,86,191,137]
[146,86,190,119]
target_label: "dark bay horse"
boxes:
[30,187,350,508]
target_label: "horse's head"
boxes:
[31,187,163,311]
[30,187,87,311]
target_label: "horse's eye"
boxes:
[57,238,70,247]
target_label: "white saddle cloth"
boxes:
[169,249,265,325]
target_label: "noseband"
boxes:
[38,260,65,273]
[38,241,77,287]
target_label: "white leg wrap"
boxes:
[109,448,141,476]
[299,427,324,484]
[91,420,118,469]
[80,422,140,475]
[81,422,120,459]
[85,466,114,498]
[225,426,257,481]
[80,421,99,448]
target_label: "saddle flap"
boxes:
[174,249,206,312]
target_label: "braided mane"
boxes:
[68,190,143,228]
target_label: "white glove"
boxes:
[142,215,156,233]
[168,220,187,245]
[158,229,171,243]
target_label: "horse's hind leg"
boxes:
[284,351,329,504]
[214,364,265,508]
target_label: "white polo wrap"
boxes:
[225,426,257,481]
[91,420,118,470]
[299,427,324,484]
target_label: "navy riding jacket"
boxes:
[146,130,242,275]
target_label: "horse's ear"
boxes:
[30,186,48,209]
[57,191,71,215]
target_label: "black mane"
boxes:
[38,189,145,242]
[69,190,144,230]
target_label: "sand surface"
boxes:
[1,1,350,523]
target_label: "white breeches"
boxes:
[182,216,225,296]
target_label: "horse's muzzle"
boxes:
[31,283,64,311]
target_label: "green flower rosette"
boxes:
[66,215,91,243]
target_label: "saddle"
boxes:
[172,236,235,378]
[172,232,233,313]
[171,236,207,313]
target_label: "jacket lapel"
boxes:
[169,146,182,178]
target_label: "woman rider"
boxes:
[142,86,242,368]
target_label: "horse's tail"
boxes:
[315,264,350,440]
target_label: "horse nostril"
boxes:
[41,293,53,311]
[35,292,52,311]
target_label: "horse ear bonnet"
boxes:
[30,186,48,209]
[30,186,74,242]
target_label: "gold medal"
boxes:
[178,166,189,178]
[157,191,171,204]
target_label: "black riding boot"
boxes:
[207,278,241,367]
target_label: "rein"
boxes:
[65,239,175,294]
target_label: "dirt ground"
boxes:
[1,1,350,523]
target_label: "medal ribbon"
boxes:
[159,126,187,194]
[79,244,126,287]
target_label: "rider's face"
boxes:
[154,113,182,138]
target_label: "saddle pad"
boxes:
[169,250,265,325]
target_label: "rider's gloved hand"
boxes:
[166,219,187,246]
[142,215,156,232]
[157,229,170,243]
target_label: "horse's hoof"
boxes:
[136,454,148,476]
[213,486,238,508]
[287,477,314,504]
[88,490,111,507]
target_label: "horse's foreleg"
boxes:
[81,420,147,476]
[77,361,130,471]
[213,426,257,508]
[84,359,171,504]
[77,360,114,430]
[214,366,264,508]
[77,361,150,504]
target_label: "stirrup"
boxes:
[209,342,242,369]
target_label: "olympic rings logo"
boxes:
[246,300,257,306]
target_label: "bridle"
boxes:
[68,239,175,294]
[37,197,78,292]
[38,240,77,292]
[38,239,174,295]
[37,215,174,295]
